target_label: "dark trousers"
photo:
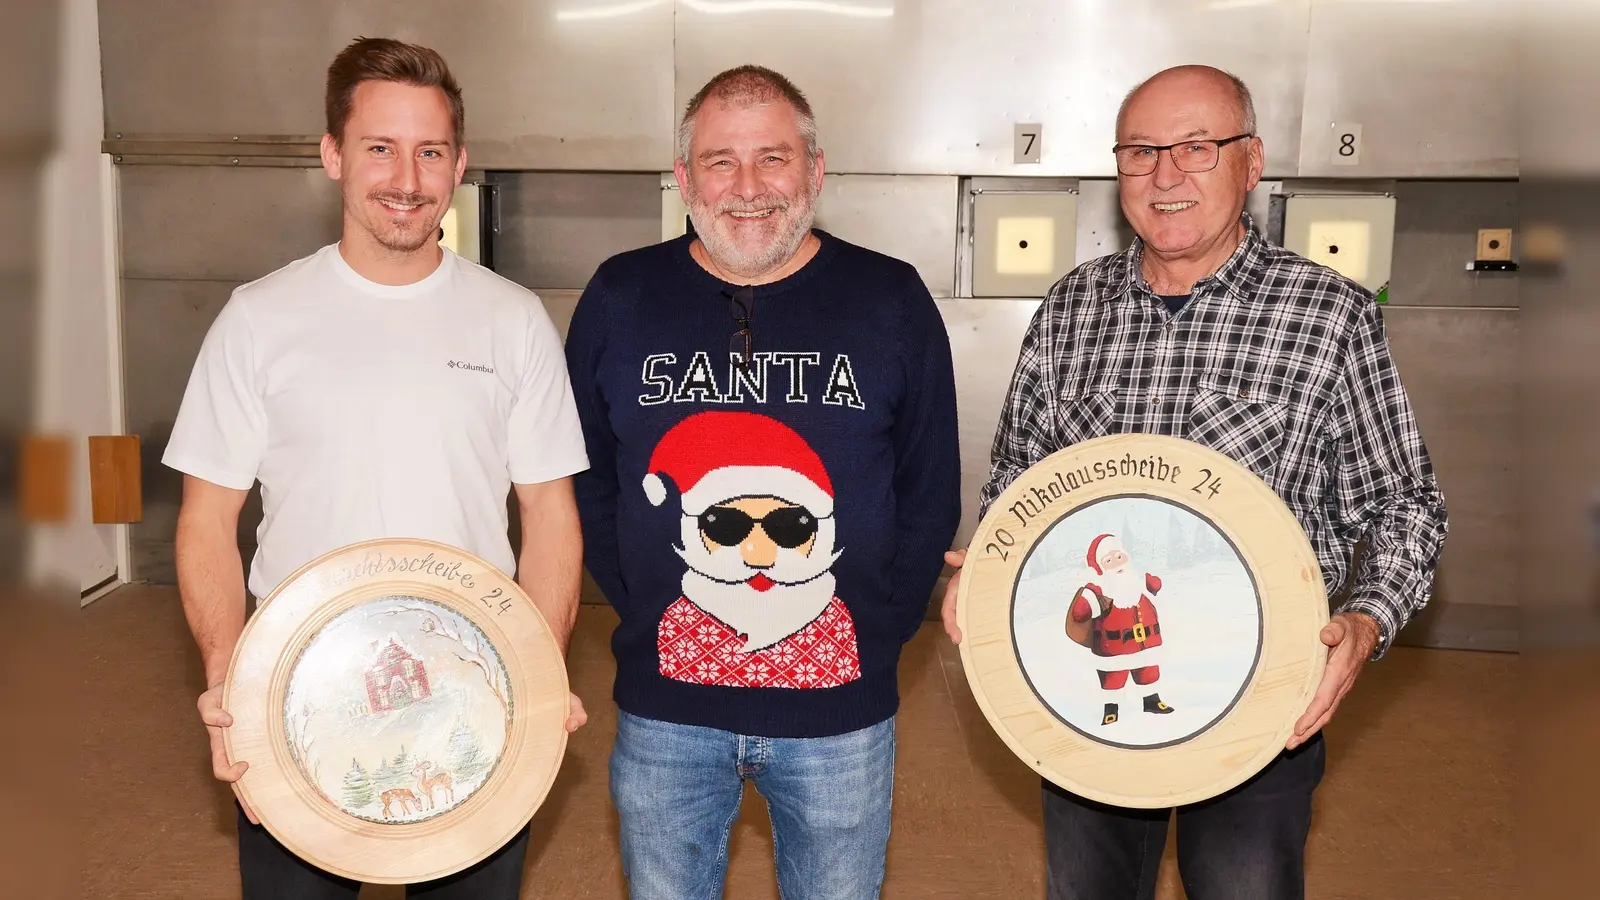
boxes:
[236,805,531,899]
[1043,733,1326,900]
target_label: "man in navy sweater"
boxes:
[565,65,961,900]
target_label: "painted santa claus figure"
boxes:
[642,411,861,690]
[1068,533,1174,725]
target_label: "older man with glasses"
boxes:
[564,64,961,900]
[941,64,1447,899]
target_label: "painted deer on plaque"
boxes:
[380,787,420,819]
[414,761,455,810]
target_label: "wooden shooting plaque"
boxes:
[956,434,1327,809]
[223,538,569,884]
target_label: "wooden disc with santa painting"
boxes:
[956,433,1328,809]
[222,538,569,884]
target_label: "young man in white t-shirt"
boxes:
[163,37,589,899]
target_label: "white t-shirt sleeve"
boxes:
[161,294,268,491]
[507,298,590,484]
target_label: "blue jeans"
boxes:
[609,710,896,900]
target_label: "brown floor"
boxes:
[83,585,1512,899]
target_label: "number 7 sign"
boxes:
[1015,123,1042,164]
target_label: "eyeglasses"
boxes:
[728,286,754,372]
[698,505,819,549]
[1112,134,1254,176]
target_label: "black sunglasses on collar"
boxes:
[727,285,754,372]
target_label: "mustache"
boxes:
[368,189,437,208]
[713,194,791,216]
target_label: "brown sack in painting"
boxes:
[1065,585,1110,648]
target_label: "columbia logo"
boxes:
[447,360,495,374]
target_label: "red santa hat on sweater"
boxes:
[1087,533,1123,575]
[641,411,835,518]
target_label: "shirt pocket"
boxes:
[1055,370,1122,448]
[1187,370,1293,482]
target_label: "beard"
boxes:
[675,514,842,652]
[348,187,443,254]
[1098,564,1146,609]
[685,173,818,279]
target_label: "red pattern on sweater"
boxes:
[657,596,862,689]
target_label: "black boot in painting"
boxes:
[1143,693,1173,714]
[1102,702,1119,725]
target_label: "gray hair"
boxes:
[1116,65,1258,138]
[676,64,819,165]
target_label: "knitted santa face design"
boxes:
[672,495,841,651]
[643,411,855,664]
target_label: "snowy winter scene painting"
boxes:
[1011,495,1262,749]
[282,595,512,823]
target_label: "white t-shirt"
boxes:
[163,243,589,601]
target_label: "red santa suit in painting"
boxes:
[1068,533,1175,725]
[642,412,861,690]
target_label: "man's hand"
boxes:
[565,692,588,733]
[198,682,258,824]
[941,549,967,644]
[1287,611,1381,749]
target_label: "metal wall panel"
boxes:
[1390,180,1519,308]
[99,0,677,170]
[674,0,1311,177]
[118,166,340,281]
[814,174,958,297]
[490,173,957,295]
[538,289,584,340]
[120,279,242,445]
[1299,0,1516,178]
[120,278,245,582]
[1381,307,1517,612]
[1520,184,1600,620]
[1072,180,1133,270]
[100,1,1520,177]
[935,298,1041,551]
[117,165,346,583]
[488,172,662,291]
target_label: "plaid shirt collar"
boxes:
[1103,212,1270,309]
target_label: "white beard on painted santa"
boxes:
[1098,564,1147,609]
[674,512,844,653]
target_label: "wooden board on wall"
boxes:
[88,435,142,524]
[20,434,73,524]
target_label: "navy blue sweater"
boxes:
[565,229,961,738]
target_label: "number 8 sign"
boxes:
[1331,123,1363,166]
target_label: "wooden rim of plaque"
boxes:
[223,538,569,884]
[956,433,1328,809]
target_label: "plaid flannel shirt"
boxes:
[979,215,1448,659]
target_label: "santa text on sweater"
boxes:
[1069,533,1177,726]
[643,411,862,689]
